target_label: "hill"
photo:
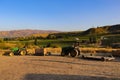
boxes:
[0,24,119,38]
[0,29,60,38]
[48,24,120,39]
[83,24,120,35]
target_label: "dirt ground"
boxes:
[0,55,120,80]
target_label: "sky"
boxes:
[0,0,120,31]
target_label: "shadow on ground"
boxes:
[23,74,120,80]
[29,58,113,68]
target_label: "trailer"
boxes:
[81,53,115,61]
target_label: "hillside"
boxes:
[0,29,60,38]
[83,24,120,35]
[48,24,120,39]
[0,24,119,38]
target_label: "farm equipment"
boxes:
[61,42,80,57]
[81,53,115,61]
[9,47,27,56]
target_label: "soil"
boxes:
[0,56,120,80]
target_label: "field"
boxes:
[0,56,120,80]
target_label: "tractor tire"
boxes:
[20,51,27,56]
[9,52,14,56]
[77,49,80,56]
[61,52,65,56]
[101,57,106,61]
[61,52,69,56]
[70,49,78,57]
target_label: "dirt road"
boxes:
[0,56,120,80]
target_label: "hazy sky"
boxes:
[0,0,120,31]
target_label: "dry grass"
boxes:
[80,48,120,56]
[0,43,16,49]
[0,49,11,56]
[80,48,119,54]
[112,50,120,57]
[31,33,49,38]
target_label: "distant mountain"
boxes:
[0,29,60,38]
[83,24,120,35]
[0,24,119,38]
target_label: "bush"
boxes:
[0,38,4,42]
[51,44,60,48]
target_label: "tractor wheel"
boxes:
[20,51,27,56]
[101,57,106,61]
[61,51,69,56]
[9,52,14,56]
[70,49,78,57]
[77,49,80,56]
[61,52,66,56]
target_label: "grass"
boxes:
[0,42,16,49]
[0,33,119,50]
[0,39,73,49]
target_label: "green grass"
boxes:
[0,34,101,49]
[3,39,72,48]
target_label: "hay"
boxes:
[0,50,11,56]
[112,50,120,57]
[44,48,62,55]
[0,50,4,56]
[26,48,35,55]
[80,48,118,56]
[80,48,96,54]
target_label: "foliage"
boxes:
[101,35,120,47]
[46,43,51,47]
[34,38,38,45]
[0,38,4,42]
[89,35,97,43]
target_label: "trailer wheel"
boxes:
[82,55,85,58]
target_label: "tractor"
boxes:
[61,42,80,57]
[9,47,27,56]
